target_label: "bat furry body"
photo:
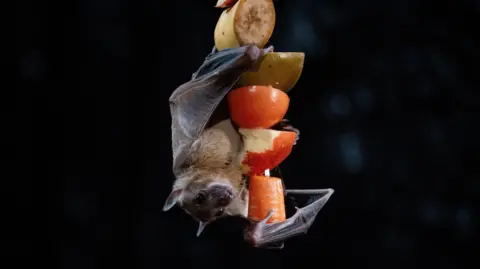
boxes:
[163,45,266,233]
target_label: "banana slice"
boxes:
[214,0,276,51]
[237,52,305,92]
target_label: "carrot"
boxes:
[248,173,286,223]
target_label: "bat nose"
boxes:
[217,195,232,207]
[209,185,234,206]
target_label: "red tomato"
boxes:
[227,85,289,129]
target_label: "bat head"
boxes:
[181,181,236,222]
[163,171,241,223]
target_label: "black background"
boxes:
[16,0,479,268]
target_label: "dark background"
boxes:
[16,0,479,268]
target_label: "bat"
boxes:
[163,44,334,248]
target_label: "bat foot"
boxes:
[264,45,274,53]
[261,210,274,224]
[271,119,300,144]
[251,210,285,249]
[243,210,274,247]
[243,188,334,249]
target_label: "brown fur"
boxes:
[173,127,248,219]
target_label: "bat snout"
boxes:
[208,184,234,207]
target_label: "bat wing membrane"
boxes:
[243,188,334,248]
[169,46,264,175]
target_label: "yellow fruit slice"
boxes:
[237,52,305,92]
[214,0,276,51]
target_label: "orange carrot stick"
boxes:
[248,175,286,223]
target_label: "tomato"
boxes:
[227,85,289,129]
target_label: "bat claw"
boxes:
[271,119,300,144]
[264,45,274,53]
[261,210,274,224]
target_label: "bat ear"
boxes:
[163,188,182,211]
[196,221,208,237]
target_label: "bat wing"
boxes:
[169,45,269,175]
[243,188,334,249]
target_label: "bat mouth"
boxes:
[208,184,235,207]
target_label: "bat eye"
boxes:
[194,192,207,205]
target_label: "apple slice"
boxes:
[215,0,237,8]
[238,128,296,175]
[237,52,305,92]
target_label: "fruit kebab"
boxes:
[213,0,299,225]
[215,0,334,247]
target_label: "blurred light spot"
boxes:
[98,24,130,59]
[462,37,474,52]
[392,1,411,18]
[371,55,393,75]
[190,240,213,265]
[330,93,351,116]
[384,230,415,252]
[80,0,125,17]
[403,48,421,73]
[455,208,472,232]
[289,11,324,57]
[65,196,93,225]
[428,49,455,81]
[425,120,446,148]
[352,85,374,112]
[94,0,122,14]
[137,218,161,249]
[318,7,343,28]
[391,157,409,181]
[339,132,363,174]
[366,185,377,203]
[18,49,46,81]
[417,76,432,96]
[419,200,443,225]
[63,246,94,269]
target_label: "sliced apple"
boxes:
[237,52,305,92]
[214,0,276,51]
[238,128,296,175]
[215,0,237,8]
